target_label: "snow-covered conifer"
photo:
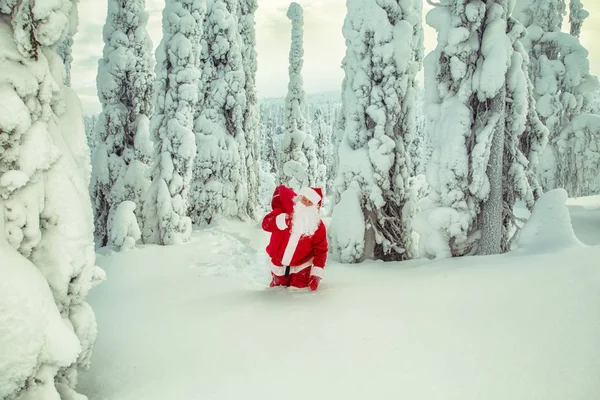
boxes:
[84,114,99,151]
[262,111,278,174]
[278,2,309,190]
[143,0,204,244]
[555,114,600,196]
[91,0,155,246]
[330,104,345,202]
[0,1,104,396]
[238,0,261,220]
[189,0,248,225]
[569,0,588,38]
[513,0,598,191]
[56,0,79,86]
[312,108,333,193]
[416,0,547,257]
[303,128,318,186]
[329,0,424,263]
[408,88,430,177]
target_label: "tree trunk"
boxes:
[479,90,506,255]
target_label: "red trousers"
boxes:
[270,267,311,288]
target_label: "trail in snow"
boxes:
[78,205,600,400]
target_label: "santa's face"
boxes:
[299,196,314,207]
[291,196,320,236]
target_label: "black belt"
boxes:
[284,265,291,278]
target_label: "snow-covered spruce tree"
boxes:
[143,0,204,245]
[304,127,319,187]
[329,0,424,263]
[238,0,261,219]
[590,87,600,114]
[501,27,547,252]
[278,2,309,190]
[513,0,598,192]
[261,110,278,174]
[408,88,431,177]
[416,0,546,257]
[92,0,155,247]
[189,0,248,225]
[569,0,588,38]
[312,108,333,193]
[330,102,345,205]
[84,114,99,151]
[0,1,104,397]
[555,114,600,196]
[258,105,278,210]
[56,0,79,86]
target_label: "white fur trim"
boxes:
[281,231,301,266]
[275,213,288,230]
[310,266,324,278]
[269,259,313,276]
[298,187,321,205]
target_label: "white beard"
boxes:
[291,203,320,237]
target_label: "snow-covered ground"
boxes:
[78,197,600,400]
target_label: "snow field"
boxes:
[79,197,600,400]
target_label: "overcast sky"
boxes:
[72,0,600,115]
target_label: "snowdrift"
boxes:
[514,189,584,253]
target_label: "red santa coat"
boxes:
[262,185,328,279]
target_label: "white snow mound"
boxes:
[0,239,80,398]
[515,189,584,253]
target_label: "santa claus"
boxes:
[261,185,328,290]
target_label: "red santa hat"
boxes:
[298,187,323,207]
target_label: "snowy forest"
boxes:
[2,0,600,399]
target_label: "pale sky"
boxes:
[72,0,600,115]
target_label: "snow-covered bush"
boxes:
[91,0,155,246]
[108,201,142,251]
[189,0,249,225]
[143,0,204,245]
[0,1,104,396]
[278,2,309,190]
[329,0,424,262]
